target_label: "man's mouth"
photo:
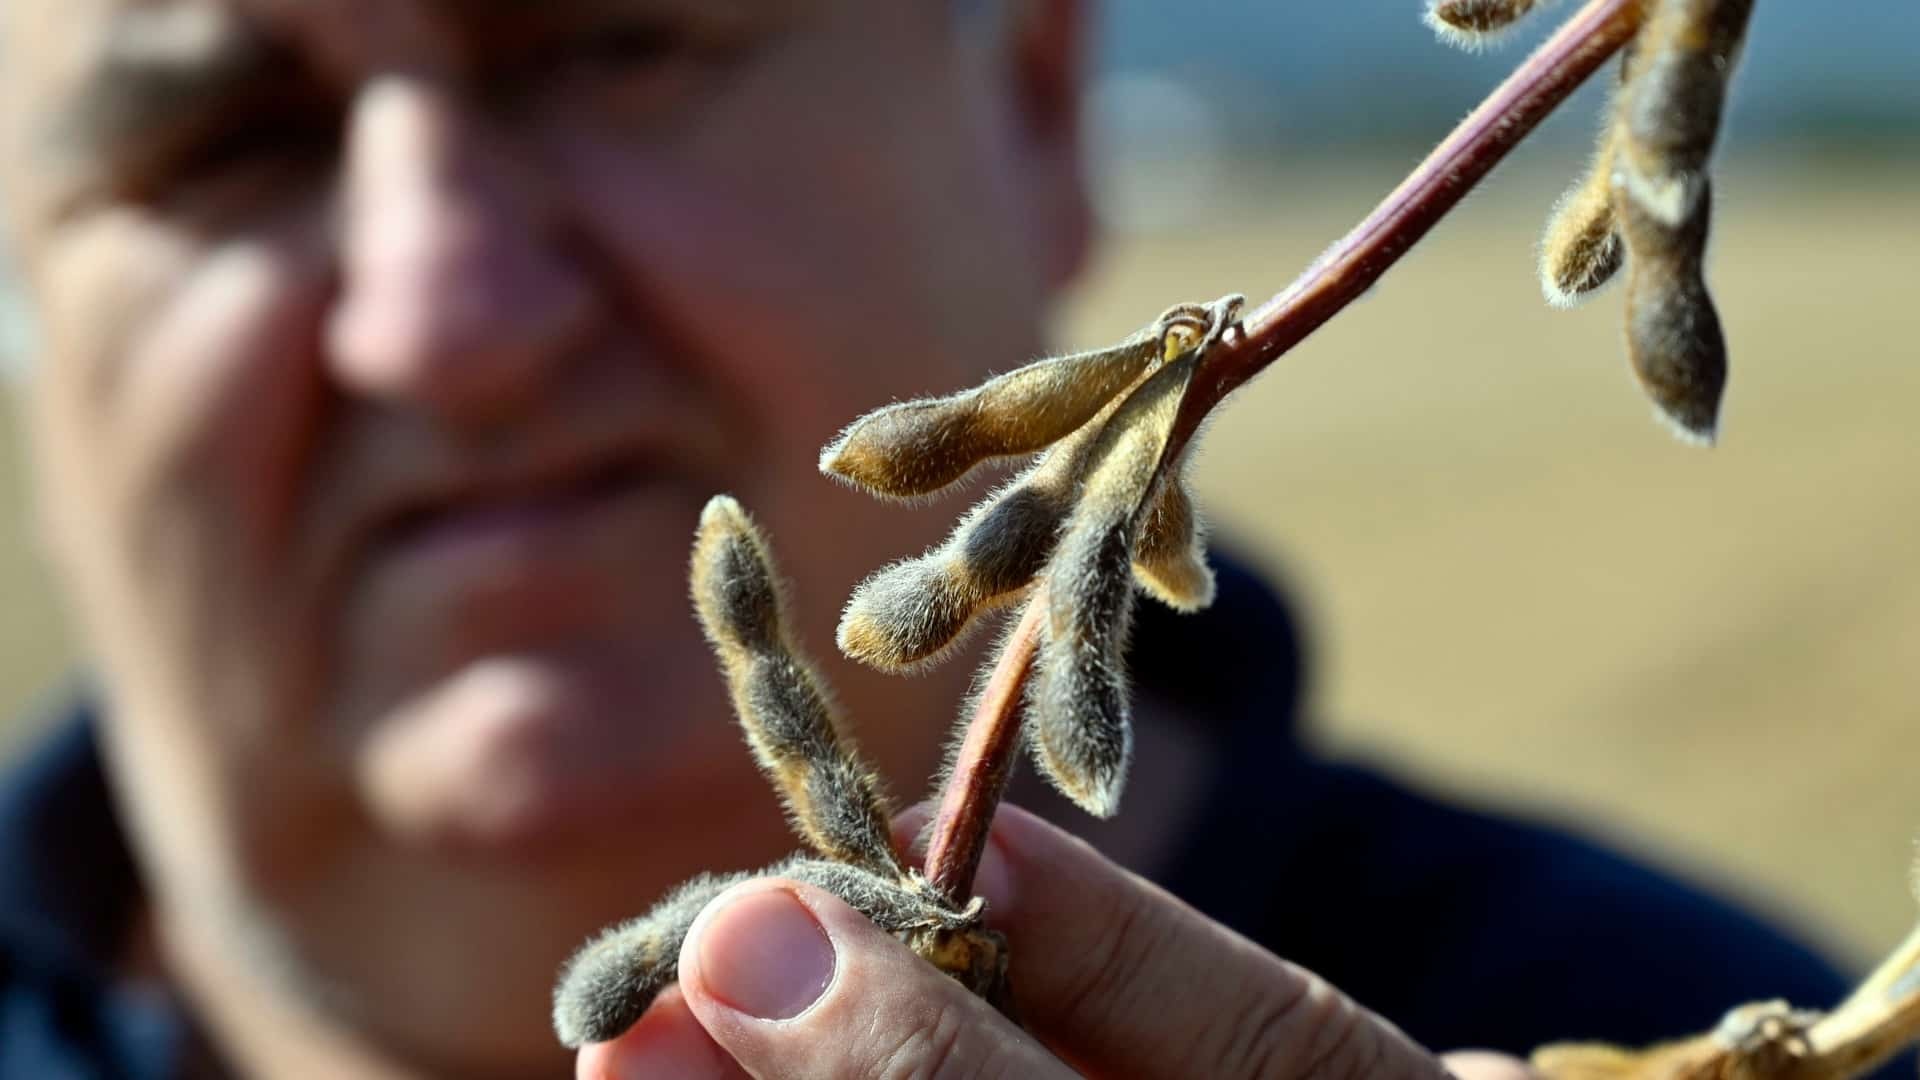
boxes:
[345,443,703,649]
[378,456,660,566]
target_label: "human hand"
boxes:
[576,802,1534,1079]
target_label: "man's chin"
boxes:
[354,649,737,864]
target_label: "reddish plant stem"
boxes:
[923,588,1047,906]
[921,0,1642,904]
[1179,0,1644,451]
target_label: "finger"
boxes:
[676,877,1073,1080]
[1441,1050,1541,1080]
[575,986,749,1080]
[898,802,1452,1080]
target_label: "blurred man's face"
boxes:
[0,0,1083,1061]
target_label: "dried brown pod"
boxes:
[819,302,1222,501]
[1030,355,1197,818]
[1616,0,1755,227]
[1617,174,1726,443]
[554,496,1009,1048]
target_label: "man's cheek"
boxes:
[132,239,333,563]
[30,214,332,673]
[531,122,890,437]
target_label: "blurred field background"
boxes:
[3,0,1918,982]
[1060,150,1919,972]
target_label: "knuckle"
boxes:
[1204,971,1441,1080]
[862,997,1012,1080]
[1206,977,1314,1080]
[1288,976,1369,1080]
[1046,878,1162,1036]
[1262,972,1431,1080]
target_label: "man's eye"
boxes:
[175,118,334,180]
[562,22,695,74]
[540,17,761,99]
[122,106,336,204]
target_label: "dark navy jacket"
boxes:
[0,559,1871,1076]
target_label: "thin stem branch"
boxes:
[1786,921,1920,1078]
[922,0,1641,905]
[922,588,1047,905]
[1176,0,1643,457]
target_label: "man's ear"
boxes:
[1001,0,1094,293]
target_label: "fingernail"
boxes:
[696,886,835,1021]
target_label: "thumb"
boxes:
[675,877,1072,1079]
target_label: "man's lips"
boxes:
[332,444,707,661]
[376,456,659,570]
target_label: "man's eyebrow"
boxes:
[41,6,291,167]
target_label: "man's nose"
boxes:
[326,78,598,425]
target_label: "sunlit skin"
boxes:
[1,0,1091,1072]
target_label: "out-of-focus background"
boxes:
[3,2,1917,971]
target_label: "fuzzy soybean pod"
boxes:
[1540,38,1644,307]
[1425,0,1547,47]
[832,377,1154,672]
[836,453,1076,671]
[552,854,989,1048]
[552,869,749,1048]
[819,330,1162,501]
[1132,473,1214,613]
[819,301,1228,501]
[1030,354,1196,818]
[1617,0,1755,227]
[1617,175,1726,442]
[1540,134,1626,308]
[690,496,901,876]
